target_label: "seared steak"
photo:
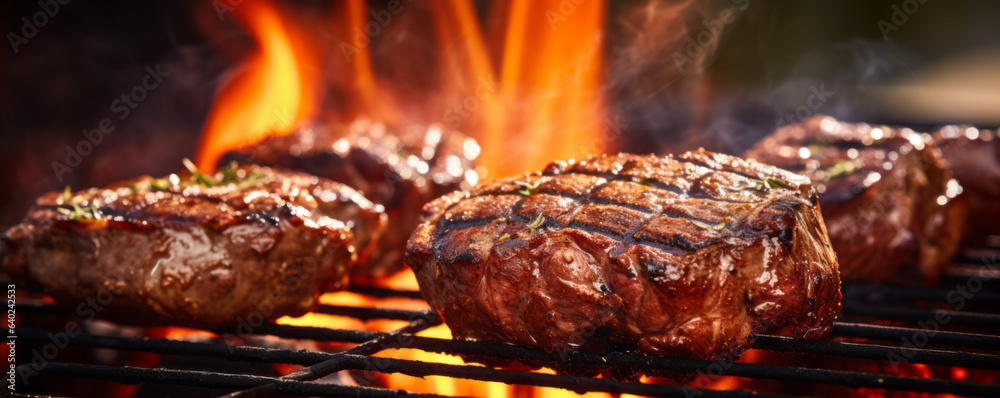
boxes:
[745,115,963,283]
[221,120,479,284]
[3,163,387,328]
[406,150,841,360]
[934,126,1000,247]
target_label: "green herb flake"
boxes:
[58,199,101,221]
[150,178,170,192]
[240,169,266,187]
[825,160,859,179]
[752,180,769,193]
[219,161,241,185]
[516,180,541,196]
[691,219,710,230]
[631,176,652,186]
[764,177,788,189]
[528,213,546,235]
[182,158,218,186]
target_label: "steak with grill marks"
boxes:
[406,150,841,360]
[3,164,387,328]
[221,120,479,285]
[745,115,963,284]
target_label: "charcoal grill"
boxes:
[7,250,1000,398]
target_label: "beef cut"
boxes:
[3,163,387,328]
[745,115,963,283]
[933,125,1000,247]
[406,150,841,360]
[221,120,479,284]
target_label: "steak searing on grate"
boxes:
[2,163,386,328]
[933,125,1000,248]
[745,115,963,283]
[221,120,479,285]
[406,150,841,360]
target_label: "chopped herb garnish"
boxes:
[516,180,541,196]
[764,177,788,189]
[141,160,264,193]
[631,176,652,186]
[825,160,860,179]
[183,158,218,186]
[58,199,100,220]
[528,213,546,235]
[691,219,725,231]
[150,178,171,192]
[746,177,787,192]
[62,186,72,202]
[218,161,241,185]
[752,179,769,192]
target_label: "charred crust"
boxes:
[408,151,841,361]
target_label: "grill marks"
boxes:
[408,151,842,361]
[434,154,805,252]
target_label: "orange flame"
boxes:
[194,0,614,396]
[484,0,608,177]
[194,0,317,171]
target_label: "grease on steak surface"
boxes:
[3,164,387,328]
[221,120,479,284]
[406,150,841,360]
[745,115,963,283]
[933,125,1000,247]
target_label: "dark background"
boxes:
[2,0,999,229]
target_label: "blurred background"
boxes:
[1,0,999,229]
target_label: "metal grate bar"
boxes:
[831,322,1000,351]
[12,253,1000,398]
[17,327,330,366]
[19,303,1000,370]
[224,315,440,397]
[19,300,1000,357]
[21,324,1000,397]
[839,305,1000,329]
[404,335,1000,397]
[842,284,1000,305]
[26,360,787,398]
[348,286,425,300]
[22,320,1000,397]
[251,323,383,343]
[313,304,430,321]
[753,336,1000,371]
[24,362,452,398]
[292,353,790,398]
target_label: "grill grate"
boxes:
[8,252,1000,397]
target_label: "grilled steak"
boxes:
[3,163,387,328]
[221,120,479,284]
[745,115,963,283]
[934,126,1000,247]
[406,150,841,360]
